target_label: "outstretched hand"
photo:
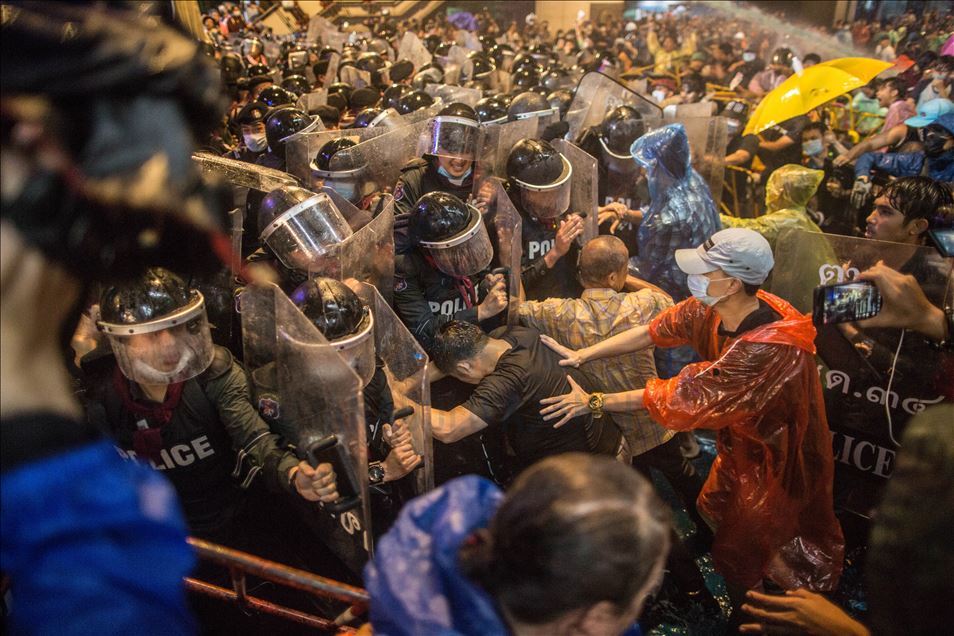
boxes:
[740,589,869,636]
[539,375,590,428]
[540,334,584,367]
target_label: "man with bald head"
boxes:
[518,235,716,607]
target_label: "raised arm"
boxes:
[540,323,653,367]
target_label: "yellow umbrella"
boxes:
[744,57,892,136]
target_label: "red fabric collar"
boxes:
[113,365,184,462]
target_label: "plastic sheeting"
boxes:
[770,230,954,517]
[662,112,730,206]
[721,165,824,249]
[630,123,722,300]
[350,282,434,494]
[644,291,845,591]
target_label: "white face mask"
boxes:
[687,274,735,306]
[243,132,268,153]
[652,89,667,103]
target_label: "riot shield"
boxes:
[328,119,433,198]
[192,152,299,192]
[440,45,469,86]
[396,32,431,72]
[663,114,729,207]
[471,117,540,193]
[296,89,329,115]
[308,197,396,306]
[424,83,483,107]
[770,229,953,517]
[323,51,341,87]
[340,65,373,90]
[565,72,663,144]
[241,282,372,573]
[285,128,386,186]
[483,178,523,326]
[349,282,434,494]
[550,139,599,244]
[491,69,512,94]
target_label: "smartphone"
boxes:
[813,281,883,326]
[928,228,954,257]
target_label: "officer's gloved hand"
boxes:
[541,120,570,142]
[850,177,872,210]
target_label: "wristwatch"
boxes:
[369,461,386,485]
[587,392,605,419]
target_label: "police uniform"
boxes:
[82,346,300,543]
[504,191,584,302]
[393,158,475,253]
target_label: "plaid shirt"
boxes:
[518,288,675,457]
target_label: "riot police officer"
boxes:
[504,138,585,300]
[393,192,510,485]
[81,268,338,546]
[394,191,507,351]
[256,106,320,171]
[394,103,480,213]
[576,105,649,259]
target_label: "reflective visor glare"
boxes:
[519,181,572,220]
[107,310,214,385]
[427,119,479,158]
[263,203,352,270]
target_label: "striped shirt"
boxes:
[518,288,676,457]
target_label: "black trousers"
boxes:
[632,434,710,541]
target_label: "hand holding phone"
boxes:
[812,281,882,326]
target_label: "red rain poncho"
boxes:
[644,291,844,591]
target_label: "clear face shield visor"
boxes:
[328,307,376,387]
[512,153,573,220]
[418,205,494,277]
[260,193,354,271]
[312,162,376,205]
[419,116,480,161]
[599,137,639,173]
[98,293,215,385]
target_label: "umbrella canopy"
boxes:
[744,57,892,135]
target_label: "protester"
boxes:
[364,454,671,635]
[720,164,824,248]
[539,228,845,610]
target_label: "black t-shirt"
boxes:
[462,326,591,467]
[717,299,781,341]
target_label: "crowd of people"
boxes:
[2,1,953,635]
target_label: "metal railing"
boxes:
[184,536,370,632]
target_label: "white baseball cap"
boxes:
[675,228,774,284]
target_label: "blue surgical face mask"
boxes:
[438,165,472,186]
[803,138,824,157]
[329,180,359,203]
[743,52,756,62]
[687,274,734,306]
